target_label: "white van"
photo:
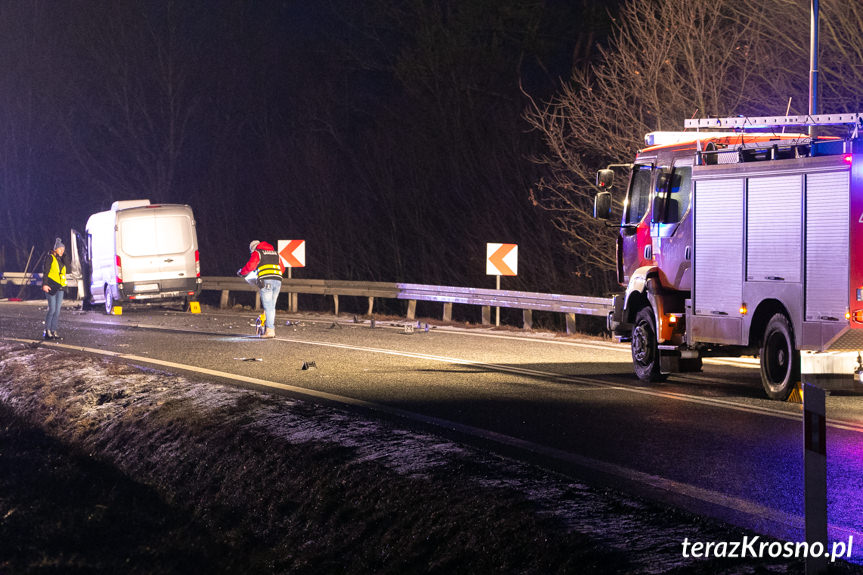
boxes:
[81,200,201,313]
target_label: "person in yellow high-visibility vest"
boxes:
[237,240,284,338]
[41,237,67,340]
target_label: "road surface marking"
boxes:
[5,335,863,548]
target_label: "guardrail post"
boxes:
[523,309,533,330]
[406,300,417,320]
[443,302,452,322]
[804,382,828,575]
[367,297,374,316]
[291,293,298,313]
[481,306,491,325]
[565,313,577,335]
[220,290,230,309]
[255,291,261,311]
[333,294,339,316]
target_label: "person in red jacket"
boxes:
[238,240,284,338]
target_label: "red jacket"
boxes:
[240,241,285,276]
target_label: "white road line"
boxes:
[20,316,863,432]
[248,335,863,433]
[5,335,863,546]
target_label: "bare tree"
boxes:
[0,2,67,268]
[725,0,863,112]
[524,0,819,284]
[57,1,208,204]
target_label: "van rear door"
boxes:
[154,211,195,279]
[117,206,197,290]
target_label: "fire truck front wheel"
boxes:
[760,313,800,401]
[632,306,667,382]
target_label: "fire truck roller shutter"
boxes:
[747,174,802,283]
[694,178,744,318]
[805,171,849,323]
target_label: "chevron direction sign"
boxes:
[486,243,517,276]
[277,239,306,268]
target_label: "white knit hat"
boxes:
[249,240,260,252]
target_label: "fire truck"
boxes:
[593,113,863,400]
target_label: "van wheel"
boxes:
[760,313,799,400]
[632,306,667,382]
[104,288,114,315]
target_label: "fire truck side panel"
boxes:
[692,177,744,345]
[803,170,849,349]
[691,155,855,352]
[746,174,803,283]
[742,174,805,349]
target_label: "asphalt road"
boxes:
[3,300,863,555]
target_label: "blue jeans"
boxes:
[259,279,281,329]
[45,289,64,332]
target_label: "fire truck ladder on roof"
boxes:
[685,112,863,132]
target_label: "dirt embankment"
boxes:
[0,341,853,574]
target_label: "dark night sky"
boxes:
[0,0,619,295]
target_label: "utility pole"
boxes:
[809,0,819,135]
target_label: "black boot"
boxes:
[43,330,52,340]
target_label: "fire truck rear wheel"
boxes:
[760,313,799,401]
[632,306,667,382]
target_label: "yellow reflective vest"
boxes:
[45,252,67,288]
[256,248,283,281]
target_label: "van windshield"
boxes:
[121,214,192,256]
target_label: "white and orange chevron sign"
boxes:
[486,243,517,276]
[277,239,306,268]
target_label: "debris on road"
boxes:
[233,357,262,362]
[301,361,317,370]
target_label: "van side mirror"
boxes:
[594,192,612,220]
[596,169,614,189]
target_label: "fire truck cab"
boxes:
[595,113,863,400]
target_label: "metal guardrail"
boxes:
[1,272,42,286]
[200,276,613,330]
[0,272,613,330]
